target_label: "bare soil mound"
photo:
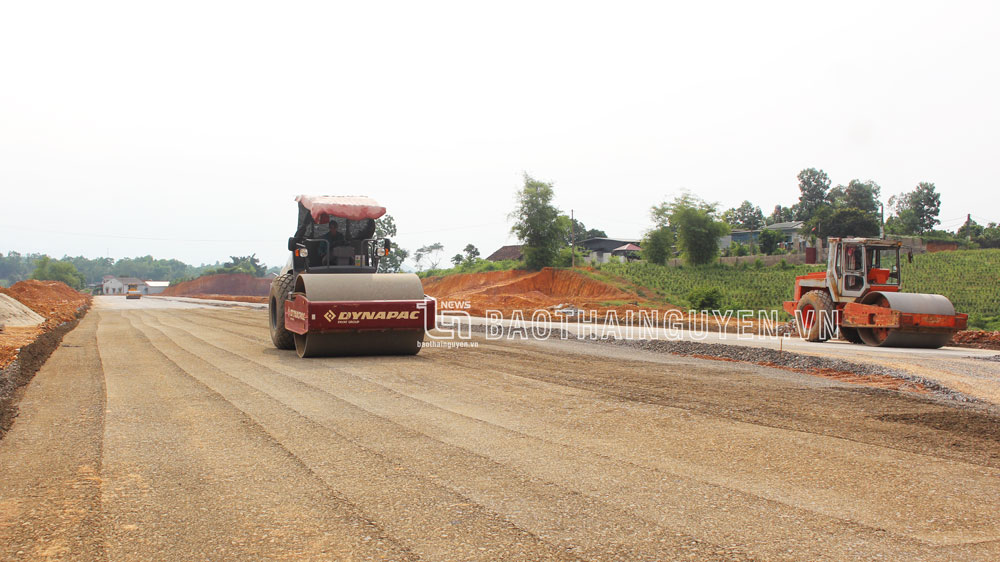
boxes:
[0,280,91,369]
[422,268,673,318]
[953,330,1000,350]
[161,273,272,297]
[0,294,45,327]
[0,280,91,325]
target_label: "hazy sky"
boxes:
[2,1,997,270]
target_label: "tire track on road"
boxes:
[146,309,981,560]
[99,311,416,561]
[130,310,592,562]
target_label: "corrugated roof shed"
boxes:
[486,245,524,261]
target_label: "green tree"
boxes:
[766,205,795,225]
[654,193,729,265]
[722,200,765,230]
[375,214,408,273]
[0,251,36,285]
[462,244,480,262]
[451,254,464,266]
[888,182,941,234]
[824,208,880,238]
[414,242,444,271]
[972,222,1000,249]
[562,217,607,243]
[838,179,881,215]
[757,228,783,255]
[30,256,85,289]
[510,173,563,270]
[795,168,832,221]
[217,254,267,276]
[957,216,983,239]
[640,226,674,265]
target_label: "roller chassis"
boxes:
[784,237,967,348]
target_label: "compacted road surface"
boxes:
[2,296,1000,561]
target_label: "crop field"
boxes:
[596,261,822,315]
[906,249,1000,328]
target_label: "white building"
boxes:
[145,281,169,294]
[102,275,125,295]
[101,276,169,295]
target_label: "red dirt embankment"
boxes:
[422,268,676,318]
[953,330,1000,349]
[161,274,272,298]
[0,281,91,368]
[1,280,90,327]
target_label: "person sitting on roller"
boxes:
[326,220,346,247]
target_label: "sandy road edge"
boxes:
[0,305,91,439]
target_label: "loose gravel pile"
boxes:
[471,324,977,402]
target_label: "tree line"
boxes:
[0,252,279,290]
[509,168,994,270]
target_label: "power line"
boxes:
[0,224,273,243]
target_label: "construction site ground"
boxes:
[2,295,1000,561]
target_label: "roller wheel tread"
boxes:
[797,290,835,343]
[269,272,296,350]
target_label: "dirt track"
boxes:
[2,297,1000,561]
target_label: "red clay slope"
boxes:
[1,280,90,325]
[421,268,671,318]
[1,280,91,368]
[161,273,272,297]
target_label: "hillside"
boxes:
[598,248,1000,327]
[421,268,676,318]
[161,273,272,297]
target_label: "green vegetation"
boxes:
[904,249,1000,327]
[407,247,1000,330]
[686,286,724,310]
[419,259,522,279]
[599,249,1000,325]
[650,192,729,266]
[194,255,267,278]
[886,182,941,235]
[375,214,409,273]
[510,173,563,270]
[640,227,674,265]
[30,256,86,289]
[0,250,268,288]
[597,261,822,315]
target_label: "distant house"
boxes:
[102,275,124,295]
[579,237,641,264]
[720,221,805,251]
[486,245,524,262]
[101,276,169,295]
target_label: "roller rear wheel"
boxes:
[796,291,835,342]
[269,273,296,350]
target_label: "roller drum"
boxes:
[856,291,956,348]
[293,273,426,358]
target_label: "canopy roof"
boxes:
[612,243,642,252]
[295,195,386,222]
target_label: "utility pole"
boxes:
[571,209,575,268]
[879,203,885,239]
